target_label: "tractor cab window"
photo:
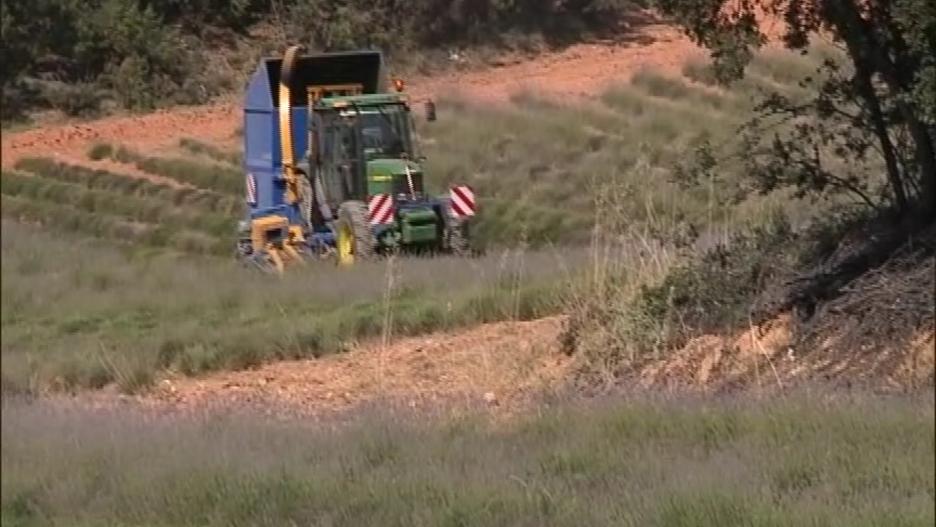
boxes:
[316,112,365,201]
[340,104,411,160]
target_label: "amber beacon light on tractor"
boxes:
[237,46,476,272]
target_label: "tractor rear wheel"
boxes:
[335,201,375,266]
[298,173,314,228]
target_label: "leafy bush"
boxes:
[39,81,106,117]
[681,59,719,86]
[87,142,114,160]
[2,0,220,115]
[566,214,802,374]
[627,217,797,346]
[284,0,647,55]
[1,0,649,117]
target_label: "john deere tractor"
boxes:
[236,46,475,271]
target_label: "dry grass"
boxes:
[12,158,239,214]
[2,392,932,526]
[418,50,824,250]
[790,225,936,387]
[178,137,242,166]
[0,220,581,394]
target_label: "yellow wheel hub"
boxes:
[337,223,354,266]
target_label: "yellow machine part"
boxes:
[250,215,289,252]
[250,216,306,273]
[278,45,302,205]
[336,221,354,266]
[252,45,313,274]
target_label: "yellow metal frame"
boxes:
[250,216,307,273]
[250,215,289,252]
[278,46,302,206]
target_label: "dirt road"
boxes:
[70,310,933,420]
[1,21,700,170]
[75,317,571,419]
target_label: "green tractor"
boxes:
[238,46,475,271]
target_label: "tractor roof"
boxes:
[315,93,408,109]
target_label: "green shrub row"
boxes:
[86,145,244,195]
[2,0,644,120]
[136,156,244,196]
[179,138,242,166]
[13,158,239,214]
[0,195,227,256]
[1,171,233,238]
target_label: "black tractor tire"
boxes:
[335,201,376,264]
[310,172,332,229]
[298,173,314,228]
[235,221,255,267]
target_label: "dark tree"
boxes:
[657,0,936,217]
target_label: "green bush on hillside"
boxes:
[1,0,649,119]
[565,213,804,373]
[2,0,221,119]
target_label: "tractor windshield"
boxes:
[343,104,412,159]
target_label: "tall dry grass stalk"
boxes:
[378,252,400,393]
[565,175,681,387]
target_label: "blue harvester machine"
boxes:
[237,46,475,272]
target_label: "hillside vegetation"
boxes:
[563,0,936,385]
[0,50,834,394]
[0,0,649,121]
[3,36,933,397]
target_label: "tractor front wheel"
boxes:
[335,201,376,266]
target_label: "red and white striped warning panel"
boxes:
[449,185,476,218]
[245,173,257,205]
[368,194,395,225]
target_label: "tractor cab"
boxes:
[311,93,425,206]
